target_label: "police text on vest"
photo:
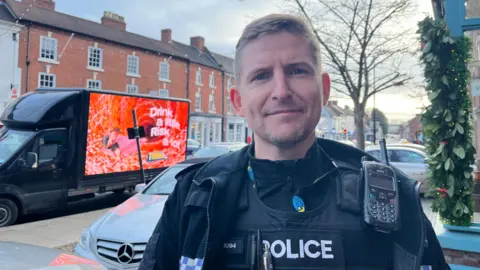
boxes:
[262,239,334,259]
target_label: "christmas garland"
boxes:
[417,17,475,226]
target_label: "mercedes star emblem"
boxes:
[117,243,135,264]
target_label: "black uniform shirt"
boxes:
[247,141,336,212]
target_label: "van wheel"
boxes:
[0,199,18,227]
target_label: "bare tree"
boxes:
[284,0,417,149]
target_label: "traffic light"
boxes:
[343,128,347,134]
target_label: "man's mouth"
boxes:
[267,109,303,116]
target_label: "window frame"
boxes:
[38,72,56,88]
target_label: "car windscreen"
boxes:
[0,127,35,165]
[143,164,188,195]
[192,146,229,157]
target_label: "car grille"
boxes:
[96,239,147,265]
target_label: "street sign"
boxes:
[127,126,146,139]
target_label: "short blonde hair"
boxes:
[233,13,322,84]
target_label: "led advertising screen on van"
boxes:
[84,92,189,176]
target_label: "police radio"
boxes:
[361,139,399,233]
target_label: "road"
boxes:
[16,191,133,224]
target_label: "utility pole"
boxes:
[128,109,146,184]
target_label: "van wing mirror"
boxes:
[26,152,38,169]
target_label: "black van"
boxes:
[0,88,190,227]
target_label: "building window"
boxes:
[209,72,215,88]
[126,84,139,94]
[127,55,139,76]
[159,89,169,97]
[209,93,215,112]
[38,73,56,88]
[159,62,170,81]
[88,47,103,69]
[195,92,201,111]
[228,124,235,142]
[227,77,232,90]
[227,98,233,114]
[227,122,245,142]
[196,69,202,85]
[236,123,243,142]
[87,79,101,90]
[215,122,221,142]
[40,36,58,61]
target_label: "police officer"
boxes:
[139,13,449,270]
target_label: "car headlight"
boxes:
[79,229,92,250]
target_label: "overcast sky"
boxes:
[55,0,433,123]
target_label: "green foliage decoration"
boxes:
[417,17,476,226]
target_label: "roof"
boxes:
[4,0,222,70]
[324,104,344,117]
[0,4,15,23]
[211,52,235,75]
[171,41,220,70]
[342,106,354,116]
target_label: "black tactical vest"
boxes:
[221,167,394,270]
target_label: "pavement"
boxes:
[0,208,111,249]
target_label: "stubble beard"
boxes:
[259,126,311,149]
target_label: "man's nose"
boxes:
[271,70,291,99]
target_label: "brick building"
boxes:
[0,0,248,146]
[401,114,422,142]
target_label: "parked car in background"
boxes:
[388,143,426,152]
[74,157,211,270]
[187,139,201,156]
[365,145,429,194]
[190,142,247,158]
[0,241,105,269]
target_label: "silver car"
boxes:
[190,142,247,158]
[0,241,105,269]
[74,158,211,269]
[365,146,429,194]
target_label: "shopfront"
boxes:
[225,116,247,143]
[189,114,222,147]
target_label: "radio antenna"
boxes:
[379,138,389,166]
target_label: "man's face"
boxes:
[231,32,329,147]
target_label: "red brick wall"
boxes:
[187,63,223,114]
[408,115,422,141]
[17,24,188,99]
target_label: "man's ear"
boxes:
[230,87,245,117]
[322,72,331,106]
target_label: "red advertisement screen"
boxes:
[85,92,189,176]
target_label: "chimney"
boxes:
[190,36,205,52]
[101,11,126,31]
[161,29,172,43]
[20,0,55,10]
[328,100,338,106]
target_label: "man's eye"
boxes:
[289,68,308,75]
[253,73,271,81]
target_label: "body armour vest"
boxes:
[220,170,394,270]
